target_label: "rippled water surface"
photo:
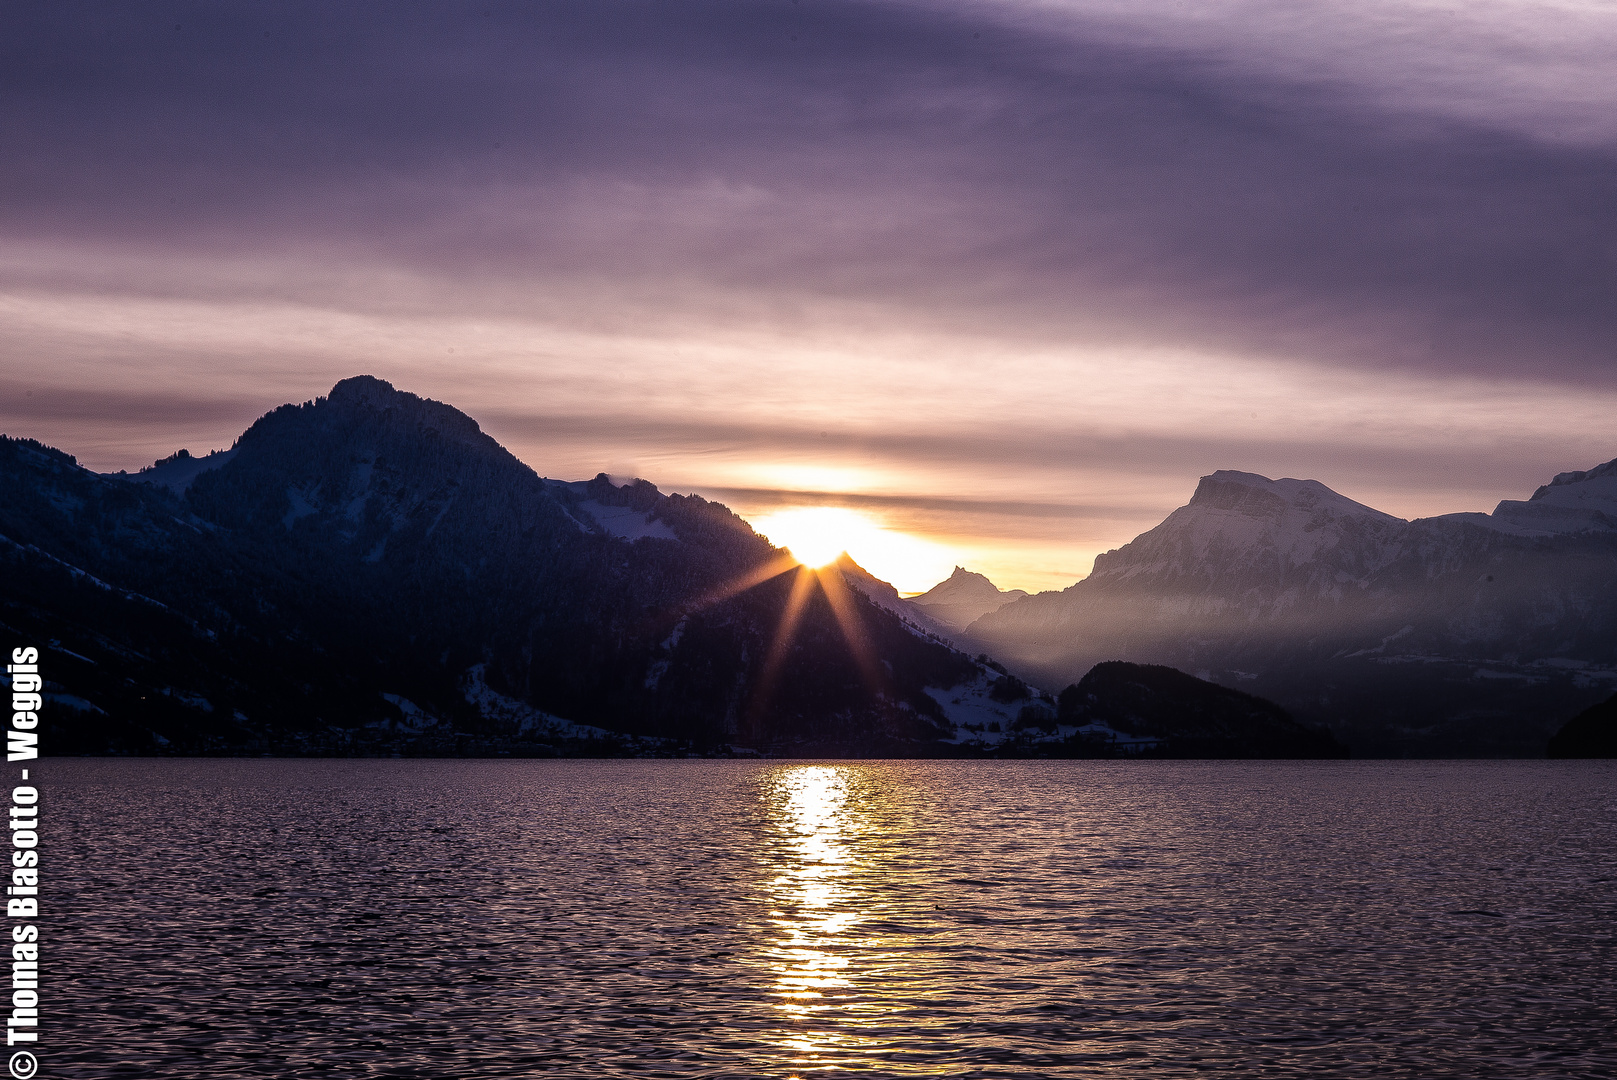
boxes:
[45,759,1617,1077]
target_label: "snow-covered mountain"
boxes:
[969,463,1617,755]
[1491,458,1617,535]
[907,566,1028,632]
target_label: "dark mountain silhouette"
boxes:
[1547,692,1617,758]
[1,377,981,756]
[1056,662,1347,758]
[967,468,1617,756]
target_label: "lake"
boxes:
[43,759,1617,1077]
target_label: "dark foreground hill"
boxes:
[1547,693,1617,758]
[1056,662,1347,759]
[1,377,985,756]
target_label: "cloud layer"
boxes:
[2,0,1613,589]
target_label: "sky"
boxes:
[2,1,1614,593]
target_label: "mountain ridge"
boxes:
[2,378,988,756]
[6,379,1607,756]
[966,463,1617,755]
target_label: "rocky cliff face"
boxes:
[969,466,1617,755]
[0,377,978,755]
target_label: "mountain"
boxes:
[1546,692,1617,758]
[1495,459,1617,535]
[10,378,1609,757]
[831,554,959,640]
[1,376,989,756]
[968,466,1617,756]
[114,447,239,494]
[834,557,1027,648]
[907,566,1028,632]
[1055,662,1347,758]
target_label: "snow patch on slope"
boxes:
[0,532,173,611]
[462,664,670,745]
[117,448,237,494]
[924,662,1160,752]
[643,616,689,690]
[379,693,441,732]
[45,692,105,715]
[283,486,318,529]
[923,671,1035,742]
[343,462,374,521]
[576,500,678,542]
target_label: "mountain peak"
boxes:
[1189,471,1400,523]
[1532,456,1617,500]
[314,376,487,446]
[1493,455,1617,534]
[1202,469,1277,488]
[1081,469,1407,587]
[908,564,1028,631]
[913,566,1019,604]
[328,375,399,407]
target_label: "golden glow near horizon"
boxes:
[749,507,854,568]
[11,291,1617,596]
[7,0,1617,607]
[747,506,956,593]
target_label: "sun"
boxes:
[746,505,958,591]
[749,507,867,568]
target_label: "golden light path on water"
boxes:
[44,760,1617,1077]
[759,765,876,1076]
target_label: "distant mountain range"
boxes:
[951,465,1617,756]
[3,375,1605,757]
[1,376,1337,758]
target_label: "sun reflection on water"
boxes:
[759,764,871,1073]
